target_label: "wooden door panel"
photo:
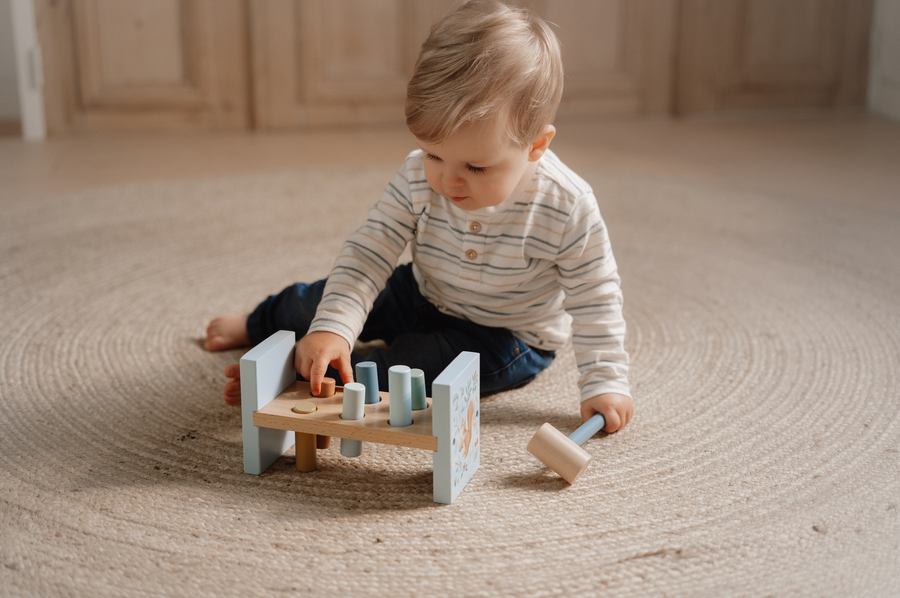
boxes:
[740,0,838,72]
[252,0,678,128]
[511,0,678,115]
[677,0,872,113]
[251,0,457,129]
[38,0,250,133]
[73,0,209,108]
[36,0,871,134]
[541,0,637,100]
[305,0,408,101]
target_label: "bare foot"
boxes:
[205,312,251,351]
[224,363,241,406]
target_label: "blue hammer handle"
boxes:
[567,413,606,446]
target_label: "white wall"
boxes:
[869,0,900,122]
[0,0,21,120]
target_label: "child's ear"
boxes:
[528,125,556,162]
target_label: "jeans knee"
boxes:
[481,338,555,396]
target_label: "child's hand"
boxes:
[580,393,633,433]
[295,331,355,395]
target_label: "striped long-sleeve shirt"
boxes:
[308,149,631,402]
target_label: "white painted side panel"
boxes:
[10,0,44,139]
[870,0,900,122]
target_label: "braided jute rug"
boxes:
[1,163,898,598]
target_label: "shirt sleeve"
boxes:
[307,160,418,346]
[556,192,631,402]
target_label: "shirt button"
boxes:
[465,250,478,260]
[470,221,482,233]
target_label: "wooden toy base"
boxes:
[240,330,481,504]
[254,380,437,472]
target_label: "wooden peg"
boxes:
[356,361,380,404]
[388,366,412,427]
[410,368,427,410]
[340,382,366,458]
[292,400,316,414]
[311,377,335,448]
[295,432,317,472]
[312,377,336,398]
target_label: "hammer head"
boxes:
[526,423,592,484]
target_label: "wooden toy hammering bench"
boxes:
[240,330,480,504]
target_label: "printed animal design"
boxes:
[459,399,476,458]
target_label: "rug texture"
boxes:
[1,163,898,597]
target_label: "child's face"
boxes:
[415,118,552,211]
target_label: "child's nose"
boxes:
[443,169,465,188]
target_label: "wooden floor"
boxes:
[2,114,899,210]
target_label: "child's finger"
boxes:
[602,408,621,433]
[295,356,316,395]
[224,379,242,406]
[224,363,240,379]
[308,357,331,396]
[580,401,598,424]
[335,356,354,386]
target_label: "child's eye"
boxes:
[424,152,483,173]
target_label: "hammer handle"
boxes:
[568,413,606,446]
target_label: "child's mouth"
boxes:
[449,196,468,202]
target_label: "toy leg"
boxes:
[295,432,317,472]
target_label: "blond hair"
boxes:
[406,0,564,148]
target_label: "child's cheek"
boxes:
[425,169,441,195]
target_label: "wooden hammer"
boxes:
[526,413,606,484]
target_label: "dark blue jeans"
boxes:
[246,263,555,396]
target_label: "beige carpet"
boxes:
[1,163,898,597]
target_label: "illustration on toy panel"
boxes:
[452,370,480,490]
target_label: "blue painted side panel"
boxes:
[432,352,480,505]
[240,330,296,475]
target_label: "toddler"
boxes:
[206,0,633,432]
